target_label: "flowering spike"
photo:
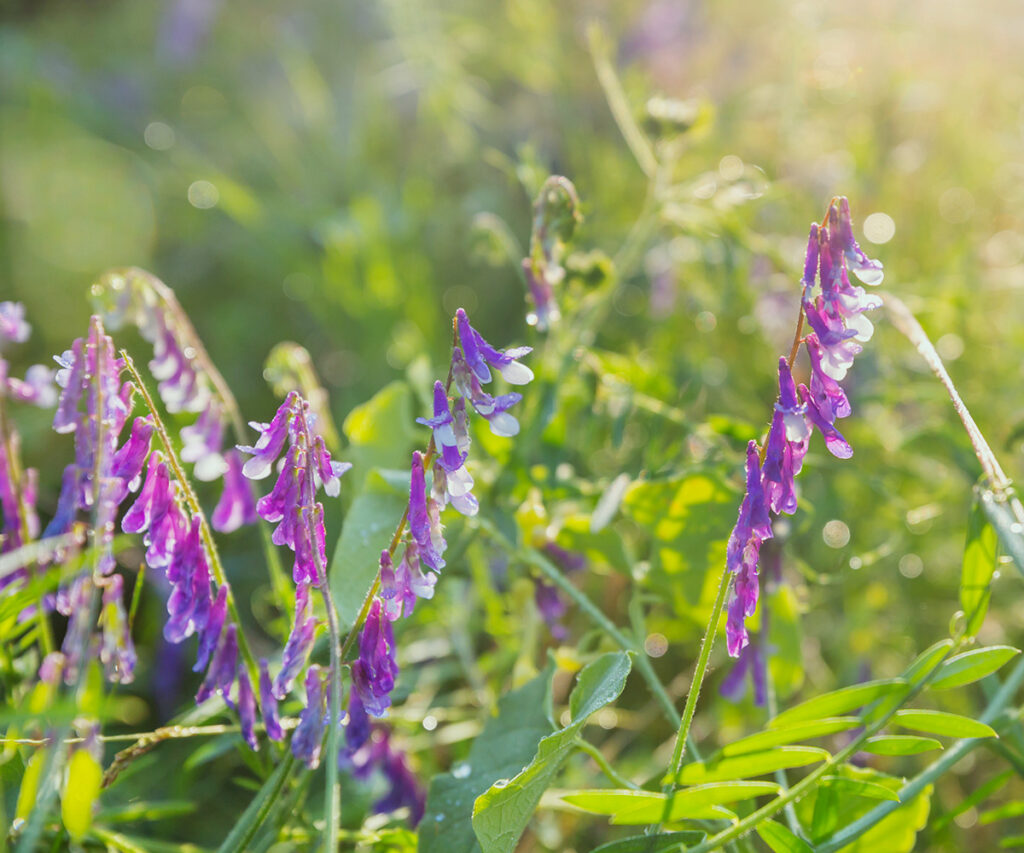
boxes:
[408,451,446,571]
[259,659,284,742]
[292,665,327,768]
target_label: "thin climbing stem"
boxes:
[121,351,259,685]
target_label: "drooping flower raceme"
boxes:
[340,308,533,815]
[724,197,882,657]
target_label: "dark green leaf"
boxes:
[471,652,631,853]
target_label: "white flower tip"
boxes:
[499,361,534,385]
[488,412,520,437]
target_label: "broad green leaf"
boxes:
[757,819,814,852]
[471,653,631,853]
[562,781,778,824]
[419,667,554,853]
[818,775,901,801]
[342,381,415,489]
[721,718,860,757]
[930,646,1020,690]
[769,680,906,728]
[904,640,954,685]
[862,735,943,756]
[61,748,103,841]
[892,709,997,738]
[329,468,409,629]
[622,474,737,629]
[590,831,706,853]
[961,499,999,637]
[666,747,829,785]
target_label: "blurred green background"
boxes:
[3,0,1024,847]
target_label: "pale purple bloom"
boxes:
[344,686,371,755]
[98,574,136,684]
[0,302,29,344]
[534,579,568,640]
[293,665,327,768]
[165,516,213,643]
[836,197,885,286]
[379,546,436,621]
[194,584,227,673]
[5,364,57,408]
[352,599,399,717]
[180,406,227,481]
[455,308,533,386]
[212,449,258,533]
[196,623,238,705]
[417,381,468,473]
[720,641,766,706]
[259,660,284,741]
[408,451,446,572]
[800,384,853,459]
[237,668,259,750]
[274,584,318,699]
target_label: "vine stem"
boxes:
[121,351,259,687]
[473,516,695,751]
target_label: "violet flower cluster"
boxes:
[94,269,258,536]
[0,302,55,566]
[340,309,533,814]
[238,391,352,764]
[725,198,883,657]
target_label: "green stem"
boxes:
[816,655,1024,852]
[122,352,259,686]
[575,738,640,790]
[474,516,693,749]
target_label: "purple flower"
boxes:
[292,665,327,768]
[379,546,436,621]
[5,364,57,408]
[375,743,426,825]
[274,584,318,699]
[455,308,534,386]
[165,517,213,643]
[408,451,446,572]
[352,599,399,717]
[212,449,258,533]
[180,406,227,481]
[196,623,238,705]
[720,641,766,706]
[0,302,30,344]
[344,686,371,754]
[239,392,297,480]
[799,385,853,459]
[836,197,885,286]
[194,584,227,673]
[237,667,259,750]
[98,574,136,684]
[762,361,810,517]
[417,381,468,473]
[534,579,568,640]
[259,659,284,742]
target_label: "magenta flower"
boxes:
[293,665,327,768]
[212,449,258,533]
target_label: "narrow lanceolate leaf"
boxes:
[561,781,779,824]
[590,831,706,853]
[961,498,999,637]
[935,770,1013,830]
[930,646,1021,690]
[471,653,631,853]
[862,735,943,756]
[904,639,955,685]
[892,709,998,739]
[665,747,829,786]
[757,819,815,853]
[980,800,1024,824]
[818,775,902,801]
[769,679,907,728]
[721,718,860,757]
[216,753,296,853]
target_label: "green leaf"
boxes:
[892,709,997,738]
[562,781,778,824]
[757,819,814,852]
[329,469,409,629]
[216,753,296,853]
[622,474,737,628]
[862,736,943,756]
[61,748,103,841]
[471,652,631,853]
[930,646,1021,690]
[342,381,415,490]
[666,747,829,785]
[419,667,554,853]
[961,498,999,637]
[590,831,706,853]
[904,640,955,685]
[721,718,860,757]
[818,775,901,802]
[769,680,907,728]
